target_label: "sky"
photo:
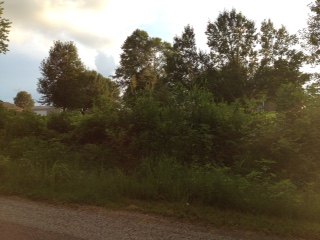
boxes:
[0,0,313,103]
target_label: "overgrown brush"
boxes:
[1,152,320,222]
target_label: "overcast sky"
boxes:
[0,0,312,103]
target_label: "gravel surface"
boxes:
[0,196,292,240]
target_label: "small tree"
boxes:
[14,91,34,110]
[0,1,11,54]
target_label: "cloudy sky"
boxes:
[0,0,312,103]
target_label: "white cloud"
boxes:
[4,0,311,62]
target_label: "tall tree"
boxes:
[205,10,258,101]
[259,19,277,67]
[305,0,320,63]
[253,20,308,99]
[206,9,258,71]
[0,1,11,54]
[166,25,202,89]
[37,41,85,110]
[13,91,34,110]
[259,20,304,68]
[115,29,170,95]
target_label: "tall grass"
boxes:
[1,152,320,222]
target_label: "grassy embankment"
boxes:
[1,151,320,239]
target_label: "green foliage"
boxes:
[0,155,9,178]
[47,112,80,133]
[206,9,257,69]
[74,113,109,144]
[259,20,304,68]
[13,91,34,110]
[213,61,250,102]
[115,29,170,97]
[275,83,305,112]
[38,40,85,109]
[0,1,10,54]
[305,0,320,63]
[0,153,318,222]
[165,25,202,89]
[4,111,45,138]
[38,41,119,110]
[204,11,308,102]
[0,105,11,130]
[78,70,119,111]
[254,20,308,101]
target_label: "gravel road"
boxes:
[0,196,294,240]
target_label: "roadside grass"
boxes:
[124,200,320,240]
[1,154,320,239]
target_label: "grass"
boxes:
[1,154,320,239]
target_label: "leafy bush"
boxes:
[4,111,45,138]
[47,112,80,133]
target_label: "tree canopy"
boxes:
[37,41,119,111]
[305,0,320,63]
[165,25,202,89]
[13,91,34,110]
[38,41,85,109]
[77,70,119,111]
[206,9,258,69]
[115,29,170,97]
[0,1,11,54]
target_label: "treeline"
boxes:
[28,7,320,182]
[2,5,320,231]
